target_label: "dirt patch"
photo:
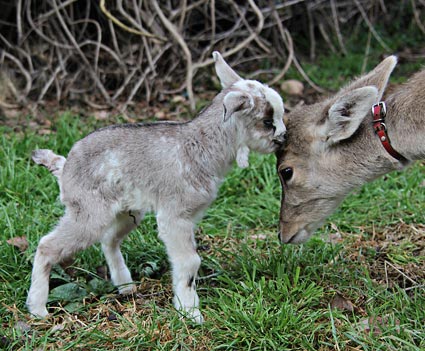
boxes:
[339,221,425,290]
[0,85,323,133]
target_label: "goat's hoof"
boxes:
[118,283,137,295]
[179,308,204,324]
[192,311,204,324]
[236,160,249,168]
[28,306,49,319]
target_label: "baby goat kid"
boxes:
[27,52,285,323]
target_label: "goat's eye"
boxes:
[263,119,274,128]
[280,167,293,182]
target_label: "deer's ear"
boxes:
[324,86,378,145]
[339,55,397,101]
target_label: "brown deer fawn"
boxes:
[277,56,424,244]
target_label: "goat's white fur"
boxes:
[32,149,66,179]
[27,52,285,323]
[213,52,285,143]
[263,88,286,137]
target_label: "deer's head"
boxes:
[277,56,398,244]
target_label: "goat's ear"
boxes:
[338,55,397,101]
[222,91,253,122]
[213,51,242,88]
[323,86,378,145]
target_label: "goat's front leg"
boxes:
[236,145,250,168]
[157,214,203,324]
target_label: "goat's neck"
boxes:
[383,71,425,161]
[189,98,242,175]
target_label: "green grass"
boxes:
[0,112,423,350]
[1,22,425,347]
[0,10,423,350]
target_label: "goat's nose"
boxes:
[273,134,286,145]
[277,231,282,242]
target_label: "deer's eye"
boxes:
[263,119,274,128]
[280,167,293,182]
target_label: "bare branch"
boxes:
[411,0,425,35]
[51,0,112,105]
[100,0,165,41]
[353,0,391,51]
[193,0,264,70]
[2,0,421,113]
[151,0,195,112]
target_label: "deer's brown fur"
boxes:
[277,56,424,244]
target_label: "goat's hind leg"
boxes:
[157,213,203,324]
[101,211,144,295]
[27,214,99,318]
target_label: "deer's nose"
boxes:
[278,231,296,244]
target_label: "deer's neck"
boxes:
[383,71,425,161]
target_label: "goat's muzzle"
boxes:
[272,134,286,146]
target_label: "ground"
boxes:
[1,64,424,350]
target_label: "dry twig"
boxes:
[0,0,418,113]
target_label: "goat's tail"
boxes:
[32,149,66,180]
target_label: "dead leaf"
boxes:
[0,336,11,349]
[327,233,342,244]
[6,236,29,252]
[249,234,267,240]
[330,293,355,312]
[93,110,110,120]
[15,320,31,333]
[172,95,186,104]
[38,129,52,135]
[358,315,401,335]
[280,79,304,96]
[155,110,167,119]
[107,313,118,321]
[96,265,109,280]
[50,323,66,333]
[325,223,343,244]
[2,108,21,119]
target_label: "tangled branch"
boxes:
[0,0,422,115]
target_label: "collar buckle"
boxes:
[371,101,407,163]
[372,102,387,134]
[372,101,387,118]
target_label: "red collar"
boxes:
[372,102,406,162]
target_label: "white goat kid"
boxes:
[27,52,285,323]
